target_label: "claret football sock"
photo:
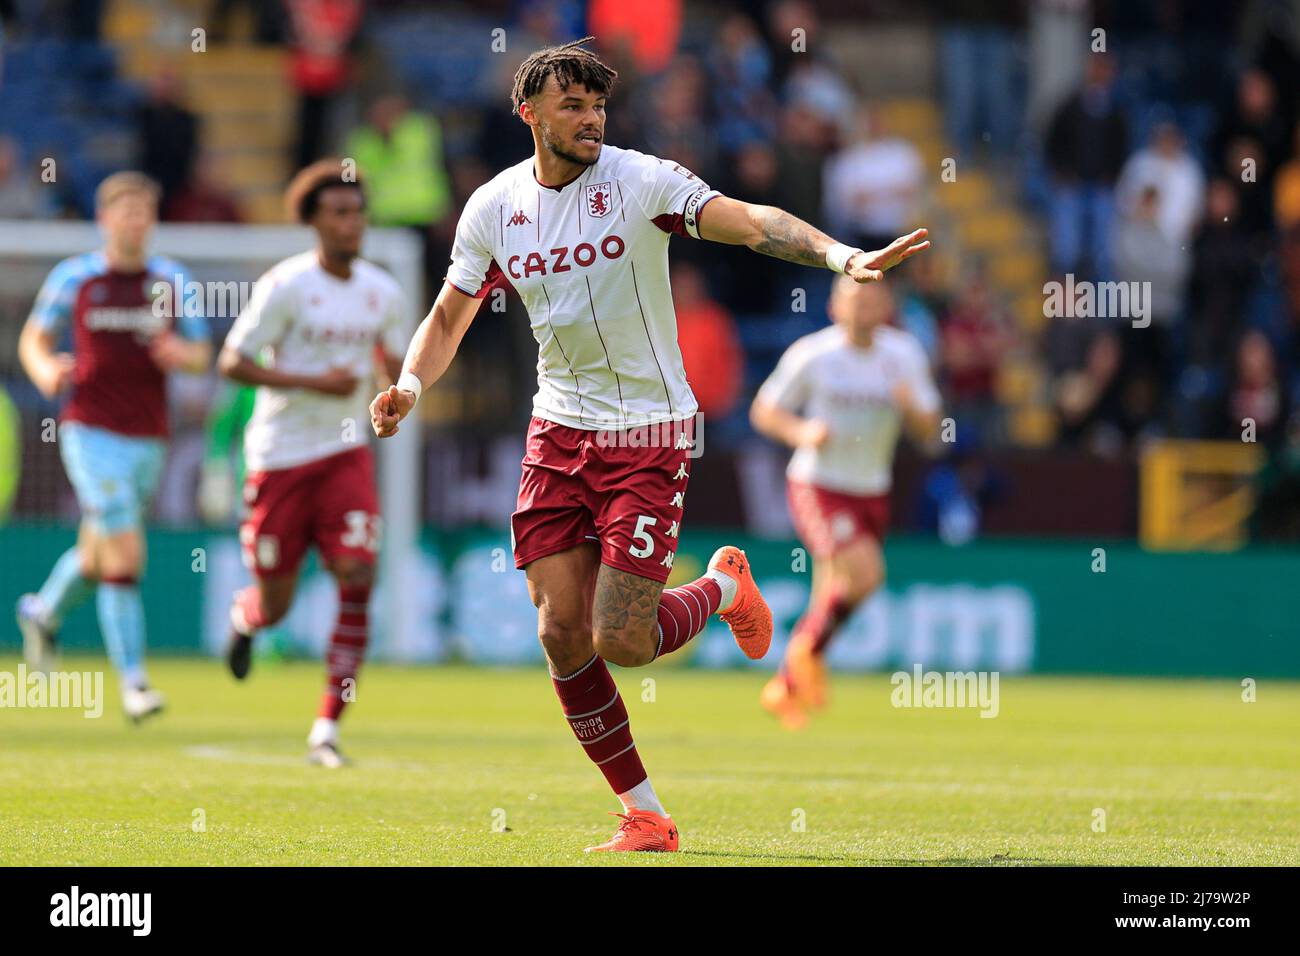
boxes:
[795,588,854,656]
[551,655,647,795]
[319,584,370,721]
[653,577,723,659]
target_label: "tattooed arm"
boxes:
[696,195,930,282]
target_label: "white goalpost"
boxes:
[0,219,426,659]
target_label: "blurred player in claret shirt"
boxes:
[370,37,929,852]
[16,172,211,721]
[752,278,943,729]
[217,160,409,767]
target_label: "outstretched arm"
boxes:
[696,195,929,282]
[369,279,483,437]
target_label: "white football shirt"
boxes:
[758,323,941,495]
[446,144,720,431]
[226,251,409,471]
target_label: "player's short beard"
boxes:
[540,118,597,168]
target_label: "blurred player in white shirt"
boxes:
[217,160,408,766]
[751,277,942,728]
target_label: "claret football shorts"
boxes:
[240,445,381,578]
[511,416,696,584]
[786,479,890,558]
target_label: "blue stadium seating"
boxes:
[0,38,137,217]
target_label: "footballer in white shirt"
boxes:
[370,37,931,852]
[218,160,409,768]
[751,278,943,728]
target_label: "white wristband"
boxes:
[396,370,423,404]
[826,243,864,274]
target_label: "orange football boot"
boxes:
[785,634,829,710]
[760,673,808,730]
[584,809,680,853]
[709,546,772,660]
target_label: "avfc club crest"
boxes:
[586,182,612,218]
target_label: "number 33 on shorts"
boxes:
[341,510,382,553]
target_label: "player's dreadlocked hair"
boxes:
[510,36,618,117]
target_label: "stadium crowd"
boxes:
[2,0,1300,470]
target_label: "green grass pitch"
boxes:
[1,656,1297,866]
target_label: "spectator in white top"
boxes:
[1116,121,1206,246]
[1114,184,1192,329]
[822,105,923,253]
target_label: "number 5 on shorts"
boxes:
[629,514,656,558]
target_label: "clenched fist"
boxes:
[370,384,416,437]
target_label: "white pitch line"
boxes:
[183,744,304,767]
[182,743,429,772]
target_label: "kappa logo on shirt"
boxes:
[586,182,612,218]
[507,209,532,227]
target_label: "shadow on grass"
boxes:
[679,849,1069,865]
